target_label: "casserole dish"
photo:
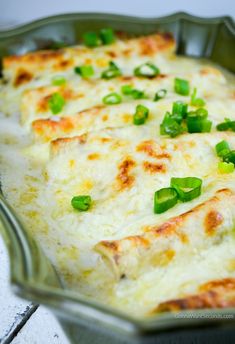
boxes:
[0,12,235,344]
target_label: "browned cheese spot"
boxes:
[116,157,136,190]
[136,140,170,159]
[140,33,174,56]
[153,278,235,314]
[37,94,51,112]
[204,210,223,236]
[142,161,166,174]
[106,51,117,58]
[51,134,87,153]
[87,153,100,160]
[53,59,72,70]
[14,68,33,87]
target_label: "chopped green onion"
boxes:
[48,93,65,114]
[215,140,230,158]
[216,121,230,131]
[154,89,167,101]
[174,78,190,96]
[170,112,184,124]
[100,28,115,45]
[170,101,188,124]
[121,85,133,95]
[103,92,122,105]
[172,101,188,118]
[191,88,206,107]
[223,150,235,165]
[83,31,100,47]
[71,195,92,211]
[134,62,160,78]
[195,107,208,118]
[121,85,145,99]
[133,104,149,125]
[154,187,178,214]
[186,109,211,133]
[131,89,145,99]
[218,161,234,174]
[101,61,122,79]
[187,118,212,133]
[171,177,202,202]
[160,112,183,138]
[216,118,235,132]
[74,65,94,78]
[52,76,66,86]
[230,121,235,131]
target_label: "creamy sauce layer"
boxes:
[0,41,235,318]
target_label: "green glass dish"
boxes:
[0,12,235,344]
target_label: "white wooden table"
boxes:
[0,236,70,344]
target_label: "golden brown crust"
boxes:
[98,189,231,255]
[136,140,171,160]
[139,32,175,56]
[142,161,166,174]
[204,210,224,236]
[32,105,105,142]
[51,134,87,154]
[153,278,235,313]
[14,68,33,87]
[4,50,63,68]
[116,157,136,191]
[3,33,175,86]
[95,189,234,279]
[146,189,230,236]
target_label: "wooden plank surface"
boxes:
[11,307,70,344]
[0,236,37,343]
[0,235,69,344]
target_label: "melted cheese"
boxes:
[0,32,235,318]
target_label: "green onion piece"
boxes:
[187,118,212,133]
[133,104,149,125]
[230,121,235,131]
[154,89,167,101]
[171,177,202,202]
[216,118,235,132]
[216,121,230,131]
[215,140,230,158]
[172,101,188,118]
[160,112,183,138]
[101,61,122,79]
[52,76,66,86]
[174,78,190,96]
[83,31,100,47]
[121,85,133,95]
[103,92,122,105]
[100,28,115,45]
[71,195,92,211]
[131,89,145,99]
[74,65,94,78]
[223,150,235,165]
[154,187,178,214]
[195,107,208,118]
[218,161,234,174]
[170,113,183,124]
[48,93,65,114]
[190,88,206,107]
[121,85,145,99]
[186,110,212,133]
[171,101,188,124]
[134,62,160,78]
